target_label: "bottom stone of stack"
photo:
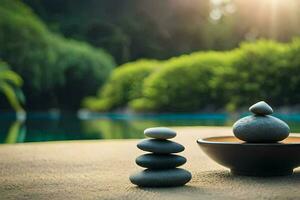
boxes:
[129,168,192,187]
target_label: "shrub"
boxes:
[83,60,159,111]
[138,51,237,112]
[214,40,289,111]
[85,39,300,113]
[136,40,297,112]
[279,38,300,106]
[0,0,115,110]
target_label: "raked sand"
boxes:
[1,127,300,200]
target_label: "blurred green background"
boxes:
[1,0,300,143]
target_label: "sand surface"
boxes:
[1,127,300,200]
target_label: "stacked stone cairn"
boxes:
[129,127,191,187]
[233,101,290,143]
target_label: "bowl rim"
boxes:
[197,136,300,146]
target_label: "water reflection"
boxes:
[0,113,300,144]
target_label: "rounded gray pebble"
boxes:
[137,139,185,154]
[249,101,273,115]
[136,153,187,169]
[144,127,176,139]
[129,168,192,187]
[233,115,290,142]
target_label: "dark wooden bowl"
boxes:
[197,136,300,176]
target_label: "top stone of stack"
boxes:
[249,101,273,115]
[144,127,177,139]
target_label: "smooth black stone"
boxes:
[129,168,192,187]
[137,139,184,154]
[249,101,273,115]
[233,115,290,142]
[136,154,186,169]
[144,127,176,139]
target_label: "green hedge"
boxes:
[214,40,289,111]
[86,39,300,112]
[136,51,238,112]
[283,38,300,106]
[0,0,115,110]
[142,40,300,112]
[83,60,159,111]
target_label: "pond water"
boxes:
[1,112,300,144]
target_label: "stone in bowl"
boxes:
[233,115,290,143]
[197,136,300,176]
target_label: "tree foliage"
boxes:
[0,61,24,112]
[23,0,300,64]
[0,0,116,110]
